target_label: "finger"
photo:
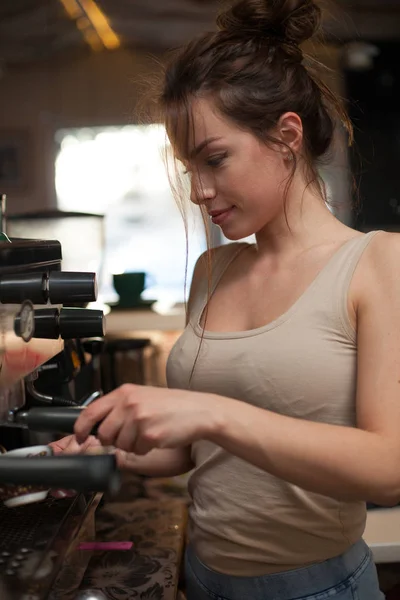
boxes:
[113,449,129,469]
[50,435,98,455]
[96,411,127,447]
[49,436,74,454]
[65,435,99,454]
[131,433,154,456]
[115,419,140,454]
[74,388,128,443]
[61,436,82,454]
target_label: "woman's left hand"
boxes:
[74,384,224,455]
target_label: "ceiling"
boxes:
[0,0,399,68]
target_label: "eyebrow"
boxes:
[190,136,222,159]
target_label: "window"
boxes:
[55,125,206,305]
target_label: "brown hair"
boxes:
[151,0,354,376]
[158,0,353,202]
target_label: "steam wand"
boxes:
[25,371,103,408]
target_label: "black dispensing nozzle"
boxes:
[14,307,105,340]
[0,271,98,305]
[47,271,98,304]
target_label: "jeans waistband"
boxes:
[186,539,371,599]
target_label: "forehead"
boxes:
[190,98,230,138]
[169,97,235,160]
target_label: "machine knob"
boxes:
[47,272,98,304]
[0,271,98,304]
[21,308,105,340]
[59,308,105,339]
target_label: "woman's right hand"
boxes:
[49,435,126,463]
[49,435,102,456]
[49,435,192,480]
[48,435,123,498]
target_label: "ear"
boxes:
[276,112,303,155]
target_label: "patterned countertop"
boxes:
[51,474,188,600]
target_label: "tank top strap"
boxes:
[188,243,250,327]
[210,243,251,295]
[309,230,382,341]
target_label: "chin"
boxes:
[221,226,255,241]
[221,231,243,241]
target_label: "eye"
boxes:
[206,153,227,168]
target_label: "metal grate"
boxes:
[0,497,69,555]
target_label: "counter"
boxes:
[105,306,185,334]
[51,474,188,600]
[364,506,400,564]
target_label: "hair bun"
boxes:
[217,0,322,46]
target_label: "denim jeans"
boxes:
[185,539,385,600]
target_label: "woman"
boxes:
[52,0,398,597]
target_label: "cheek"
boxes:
[257,160,288,196]
[221,153,286,204]
[248,149,284,184]
[248,168,283,200]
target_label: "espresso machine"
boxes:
[0,195,120,600]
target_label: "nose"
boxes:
[190,171,216,206]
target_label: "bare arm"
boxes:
[206,233,400,506]
[118,447,193,476]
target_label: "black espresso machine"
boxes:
[0,204,121,600]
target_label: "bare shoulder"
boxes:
[351,231,400,310]
[191,242,249,284]
[363,230,400,264]
[187,243,249,316]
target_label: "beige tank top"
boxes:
[167,231,379,576]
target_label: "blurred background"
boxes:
[1,7,400,595]
[0,0,398,306]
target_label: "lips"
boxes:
[208,207,234,226]
[208,207,233,217]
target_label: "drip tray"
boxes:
[0,494,94,600]
[0,497,67,555]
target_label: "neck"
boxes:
[255,179,349,258]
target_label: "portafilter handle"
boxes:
[11,406,102,435]
[0,455,120,493]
